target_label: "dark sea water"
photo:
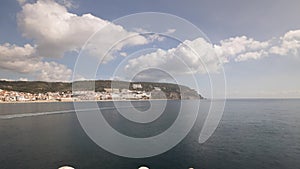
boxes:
[0,99,299,169]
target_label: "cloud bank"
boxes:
[0,43,72,81]
[1,0,150,81]
[1,0,300,82]
[17,0,148,60]
[124,29,300,78]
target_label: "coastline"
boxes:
[0,98,196,104]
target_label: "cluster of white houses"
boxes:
[73,88,152,101]
[0,86,156,102]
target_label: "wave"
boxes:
[0,106,146,120]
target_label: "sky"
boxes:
[0,0,300,98]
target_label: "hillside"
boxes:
[0,80,204,100]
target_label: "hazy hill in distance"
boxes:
[0,80,204,100]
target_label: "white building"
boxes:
[154,87,161,91]
[132,84,142,89]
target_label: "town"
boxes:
[0,84,161,102]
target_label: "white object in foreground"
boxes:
[58,166,75,169]
[138,166,149,169]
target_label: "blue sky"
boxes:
[0,0,300,98]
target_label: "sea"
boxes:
[0,99,299,169]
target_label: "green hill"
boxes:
[0,80,204,99]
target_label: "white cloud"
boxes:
[147,33,165,42]
[17,0,148,62]
[120,52,127,57]
[123,35,274,77]
[131,28,177,43]
[143,29,176,43]
[123,35,274,78]
[269,30,300,56]
[165,28,176,34]
[124,37,221,79]
[214,36,270,62]
[0,43,72,82]
[19,78,28,81]
[0,78,15,81]
[124,29,300,77]
[0,43,37,73]
[235,50,268,62]
[36,61,72,81]
[216,30,300,62]
[1,77,28,81]
[0,43,35,59]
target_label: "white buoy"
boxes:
[138,166,149,169]
[58,166,75,169]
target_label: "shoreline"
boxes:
[3,98,299,104]
[0,98,197,104]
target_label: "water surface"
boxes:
[0,99,299,169]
